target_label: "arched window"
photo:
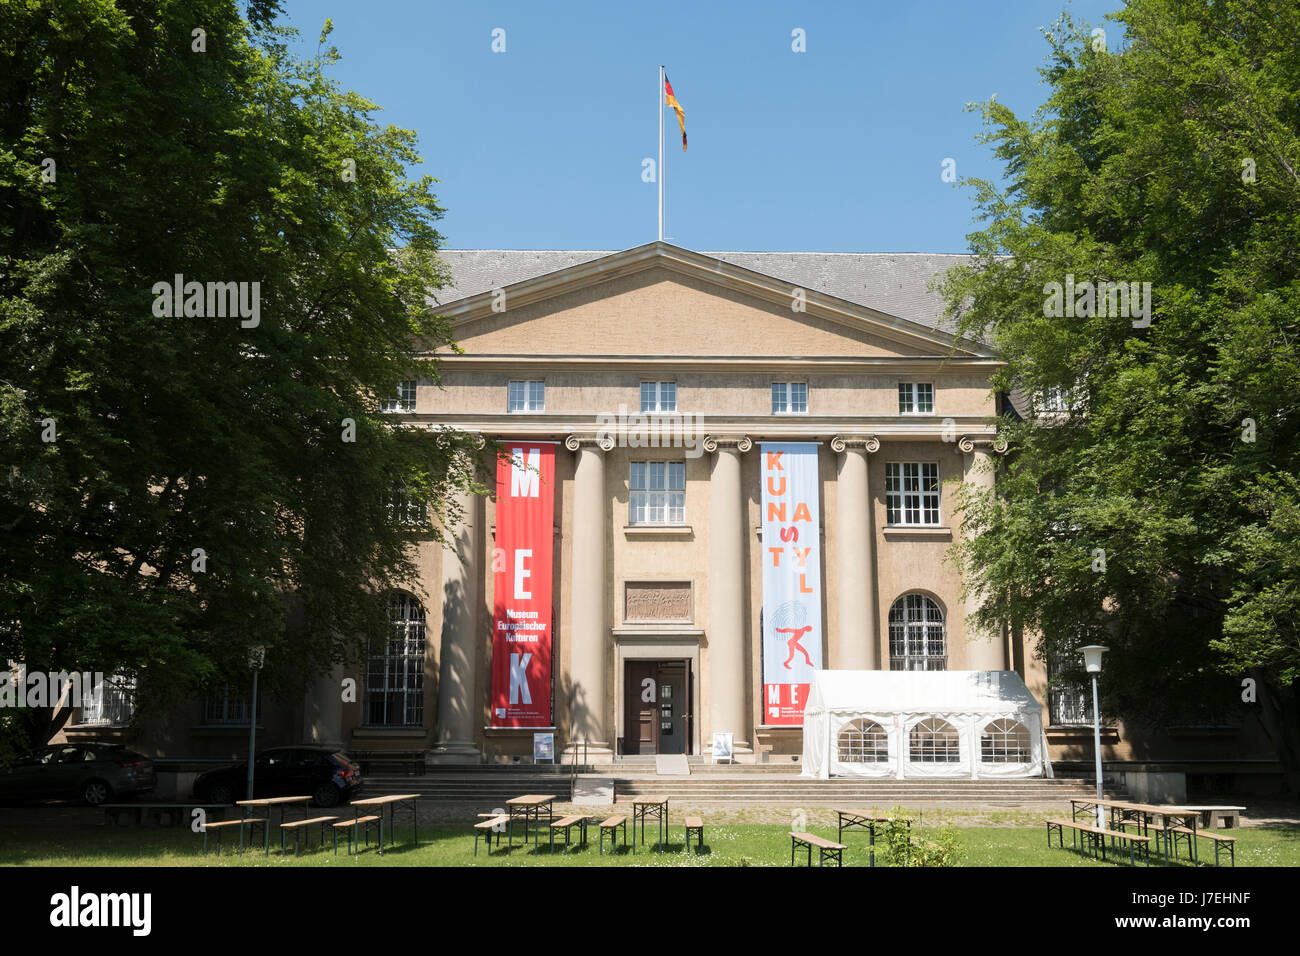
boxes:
[909,717,960,762]
[889,594,946,670]
[366,591,426,727]
[981,718,1031,763]
[837,719,889,763]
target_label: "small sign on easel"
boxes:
[712,732,734,765]
[533,732,555,764]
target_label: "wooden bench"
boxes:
[1169,826,1237,867]
[199,817,266,855]
[278,815,338,856]
[684,816,705,855]
[473,815,509,857]
[549,814,589,852]
[350,750,427,776]
[791,831,847,867]
[598,815,627,855]
[333,815,381,856]
[1046,818,1151,865]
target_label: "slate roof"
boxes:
[432,248,976,335]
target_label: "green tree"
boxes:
[0,1,490,751]
[940,1,1300,789]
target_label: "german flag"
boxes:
[664,72,686,151]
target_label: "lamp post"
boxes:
[246,645,266,800]
[1080,645,1109,829]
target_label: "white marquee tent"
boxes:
[801,670,1052,779]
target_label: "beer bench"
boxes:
[1046,818,1151,865]
[598,815,627,855]
[200,817,267,855]
[684,816,705,854]
[1169,826,1237,867]
[790,831,847,867]
[549,814,589,852]
[473,815,509,857]
[278,815,338,855]
[333,815,380,855]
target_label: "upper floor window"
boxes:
[629,461,685,525]
[640,382,677,413]
[898,382,934,414]
[885,462,941,525]
[771,382,808,415]
[386,487,427,526]
[508,380,545,413]
[381,380,416,413]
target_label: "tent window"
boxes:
[889,594,946,671]
[980,718,1031,763]
[837,719,889,763]
[909,717,960,762]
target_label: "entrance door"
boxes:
[623,660,692,755]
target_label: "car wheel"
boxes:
[312,783,340,808]
[82,780,112,807]
[208,783,235,805]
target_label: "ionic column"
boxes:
[303,664,344,750]
[706,435,752,754]
[432,488,482,763]
[565,434,612,755]
[961,437,1006,670]
[832,436,879,669]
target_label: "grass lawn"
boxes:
[2,821,1296,867]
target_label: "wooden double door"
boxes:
[623,660,692,755]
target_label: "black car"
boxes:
[192,747,363,807]
[0,743,155,806]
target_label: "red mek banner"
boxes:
[491,443,554,727]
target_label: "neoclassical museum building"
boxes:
[66,242,1279,784]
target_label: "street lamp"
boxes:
[246,645,266,800]
[1080,645,1109,829]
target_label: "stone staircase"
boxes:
[365,763,1122,806]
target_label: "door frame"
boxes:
[612,630,702,757]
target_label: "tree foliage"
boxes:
[0,1,490,749]
[939,0,1300,785]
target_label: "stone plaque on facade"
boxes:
[625,582,692,622]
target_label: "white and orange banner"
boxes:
[491,442,555,727]
[760,443,823,725]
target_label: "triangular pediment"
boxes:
[425,242,992,360]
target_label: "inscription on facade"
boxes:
[624,582,692,622]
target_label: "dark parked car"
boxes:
[192,747,363,807]
[0,743,155,806]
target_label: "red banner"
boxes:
[491,443,554,727]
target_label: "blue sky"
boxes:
[280,0,1121,253]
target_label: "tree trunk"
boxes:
[1251,669,1300,795]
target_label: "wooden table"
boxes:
[835,810,911,867]
[632,796,669,854]
[1072,798,1201,864]
[350,794,421,856]
[236,796,313,856]
[504,794,556,853]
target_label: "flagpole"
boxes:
[658,64,664,242]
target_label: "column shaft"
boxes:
[709,445,750,752]
[568,445,609,749]
[433,489,481,762]
[963,448,1006,670]
[836,446,877,669]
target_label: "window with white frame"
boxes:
[909,717,960,762]
[771,382,808,415]
[837,719,889,763]
[507,380,545,413]
[629,461,685,525]
[898,382,934,414]
[885,462,941,525]
[385,487,427,526]
[640,381,677,413]
[980,718,1031,762]
[381,380,416,413]
[1047,645,1095,725]
[889,594,946,670]
[203,684,255,725]
[79,672,135,727]
[366,592,425,727]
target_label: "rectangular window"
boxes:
[381,380,417,414]
[366,596,426,727]
[629,461,686,525]
[885,462,941,525]
[385,487,427,526]
[508,380,545,413]
[640,381,677,413]
[772,382,808,414]
[203,684,255,725]
[898,382,934,414]
[79,673,135,727]
[1047,648,1095,726]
